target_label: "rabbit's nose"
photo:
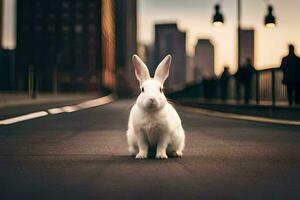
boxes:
[149,98,155,102]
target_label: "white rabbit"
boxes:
[126,54,185,159]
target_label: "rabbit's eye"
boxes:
[141,87,144,92]
[160,87,163,93]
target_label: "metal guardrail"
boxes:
[258,68,287,103]
[167,67,288,106]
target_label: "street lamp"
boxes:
[265,5,276,28]
[211,0,277,69]
[212,4,224,27]
[212,1,276,28]
[211,0,277,104]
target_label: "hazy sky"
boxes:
[138,0,300,75]
[1,0,16,50]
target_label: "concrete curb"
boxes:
[181,104,300,126]
[177,100,300,121]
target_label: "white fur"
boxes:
[127,54,185,159]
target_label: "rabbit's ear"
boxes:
[154,55,172,84]
[132,55,150,83]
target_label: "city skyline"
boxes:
[3,0,300,76]
[138,0,300,75]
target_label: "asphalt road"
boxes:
[0,100,299,200]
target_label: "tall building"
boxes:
[0,0,2,47]
[0,0,16,91]
[16,0,115,92]
[186,55,194,83]
[137,43,150,66]
[194,39,215,80]
[0,49,15,90]
[102,0,116,91]
[240,29,255,66]
[154,23,186,87]
[115,0,137,96]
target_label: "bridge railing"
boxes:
[258,68,287,103]
[167,67,288,106]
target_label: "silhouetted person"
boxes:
[280,44,300,106]
[220,66,230,101]
[236,58,255,104]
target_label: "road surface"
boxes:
[0,100,299,200]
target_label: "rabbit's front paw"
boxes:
[155,153,168,159]
[174,151,183,158]
[135,152,147,159]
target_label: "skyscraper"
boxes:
[154,23,186,87]
[194,39,215,80]
[16,0,115,92]
[186,55,195,83]
[0,0,2,47]
[115,0,137,96]
[137,43,150,66]
[0,0,16,91]
[102,0,116,91]
[240,29,255,66]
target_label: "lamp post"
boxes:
[212,0,276,103]
[212,0,276,69]
[212,4,224,27]
[265,5,276,28]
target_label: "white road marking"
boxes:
[77,95,113,109]
[0,111,48,125]
[47,108,65,114]
[0,95,114,125]
[61,106,79,113]
[182,106,300,126]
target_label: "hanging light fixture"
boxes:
[264,5,276,28]
[212,4,224,27]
